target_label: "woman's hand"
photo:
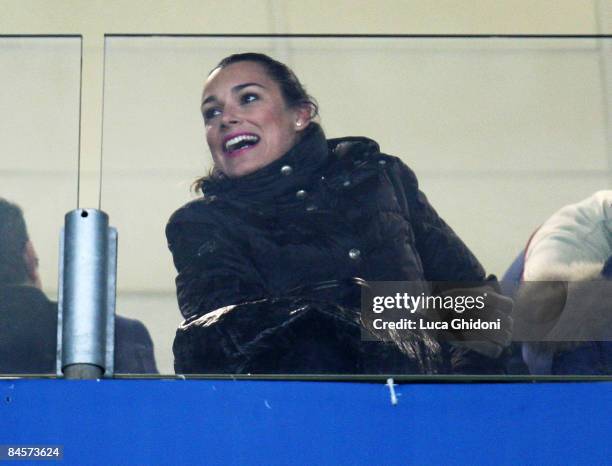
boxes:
[438,286,514,359]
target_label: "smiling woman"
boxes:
[201,61,306,177]
[198,54,317,179]
[165,52,513,375]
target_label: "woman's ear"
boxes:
[294,105,313,132]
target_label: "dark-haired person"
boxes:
[0,198,158,374]
[166,53,512,374]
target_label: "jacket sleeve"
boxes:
[387,158,512,373]
[388,158,487,283]
[166,206,267,319]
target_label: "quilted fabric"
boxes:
[167,124,493,374]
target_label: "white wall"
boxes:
[1,0,611,374]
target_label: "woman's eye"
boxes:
[203,108,221,121]
[241,93,259,104]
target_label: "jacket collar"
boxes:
[200,123,329,201]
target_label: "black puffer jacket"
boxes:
[166,124,496,374]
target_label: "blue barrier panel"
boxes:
[1,379,610,465]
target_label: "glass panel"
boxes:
[0,37,81,376]
[101,36,612,377]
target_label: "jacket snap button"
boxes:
[342,180,351,188]
[306,204,318,212]
[378,159,387,166]
[280,165,293,176]
[296,189,307,199]
[348,248,361,260]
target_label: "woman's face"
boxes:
[201,61,308,178]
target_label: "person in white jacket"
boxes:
[523,190,612,282]
[515,190,612,374]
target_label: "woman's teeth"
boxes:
[224,134,260,152]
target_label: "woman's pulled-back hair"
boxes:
[193,52,319,193]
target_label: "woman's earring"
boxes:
[296,121,302,128]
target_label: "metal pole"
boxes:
[57,208,116,379]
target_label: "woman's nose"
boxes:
[220,106,241,126]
